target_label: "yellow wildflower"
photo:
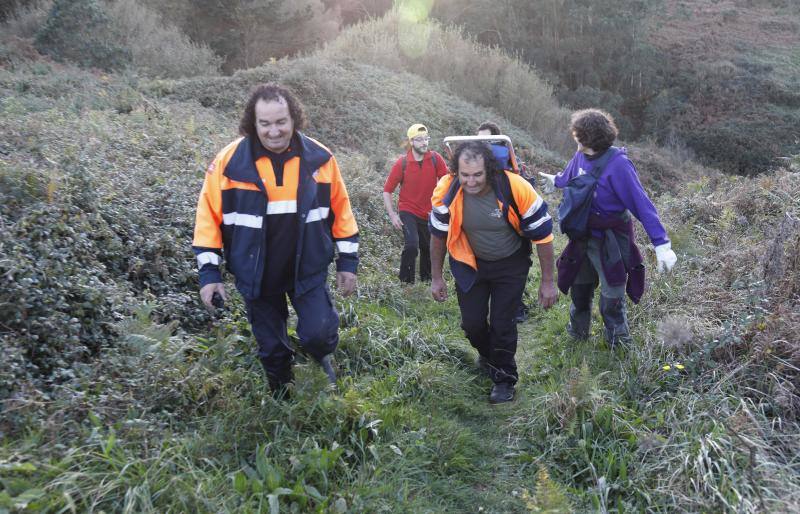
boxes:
[675,364,685,370]
[662,365,671,371]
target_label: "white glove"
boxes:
[654,242,677,273]
[538,172,556,193]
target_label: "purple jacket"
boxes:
[555,148,668,246]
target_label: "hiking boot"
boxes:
[489,382,515,404]
[260,358,294,401]
[567,283,594,339]
[600,295,631,350]
[317,354,338,386]
[269,382,292,400]
[513,303,529,324]
[566,321,589,340]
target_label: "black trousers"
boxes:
[244,282,339,383]
[455,247,531,385]
[399,211,431,283]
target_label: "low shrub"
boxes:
[34,0,131,71]
[106,0,221,79]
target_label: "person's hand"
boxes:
[655,243,677,273]
[200,282,227,309]
[431,277,448,302]
[389,213,403,230]
[336,271,357,297]
[538,280,558,309]
[538,172,556,193]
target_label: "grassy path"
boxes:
[7,275,794,512]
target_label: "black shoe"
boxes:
[269,382,292,400]
[317,354,338,386]
[489,382,515,404]
[566,322,589,340]
[260,358,293,400]
[513,304,529,324]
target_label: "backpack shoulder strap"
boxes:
[496,171,521,220]
[402,152,437,185]
[588,147,620,179]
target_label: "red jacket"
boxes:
[383,150,449,219]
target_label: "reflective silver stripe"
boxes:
[222,212,263,228]
[267,200,297,215]
[433,204,449,214]
[525,213,551,230]
[196,252,221,268]
[430,213,449,232]
[305,207,330,223]
[522,195,544,219]
[336,241,359,253]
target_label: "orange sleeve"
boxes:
[329,156,359,239]
[192,157,224,249]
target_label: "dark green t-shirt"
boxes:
[461,189,521,261]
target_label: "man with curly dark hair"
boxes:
[430,141,557,404]
[541,108,677,348]
[192,83,359,397]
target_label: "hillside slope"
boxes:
[1,35,800,513]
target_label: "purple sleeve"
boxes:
[555,153,580,188]
[607,158,669,246]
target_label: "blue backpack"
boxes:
[558,147,619,240]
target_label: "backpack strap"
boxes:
[496,172,521,224]
[588,146,620,179]
[400,152,438,185]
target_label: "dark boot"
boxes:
[513,303,529,324]
[260,357,293,399]
[316,354,338,387]
[567,283,594,339]
[599,295,632,349]
[489,382,515,404]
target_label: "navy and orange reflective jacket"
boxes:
[192,133,359,299]
[429,171,553,291]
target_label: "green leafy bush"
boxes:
[34,0,131,71]
[106,0,221,78]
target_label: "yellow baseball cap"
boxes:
[407,124,429,139]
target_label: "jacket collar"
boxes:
[224,132,332,184]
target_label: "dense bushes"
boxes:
[0,71,232,401]
[12,0,220,77]
[105,0,221,78]
[34,0,131,71]
[428,0,800,175]
[654,170,800,414]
